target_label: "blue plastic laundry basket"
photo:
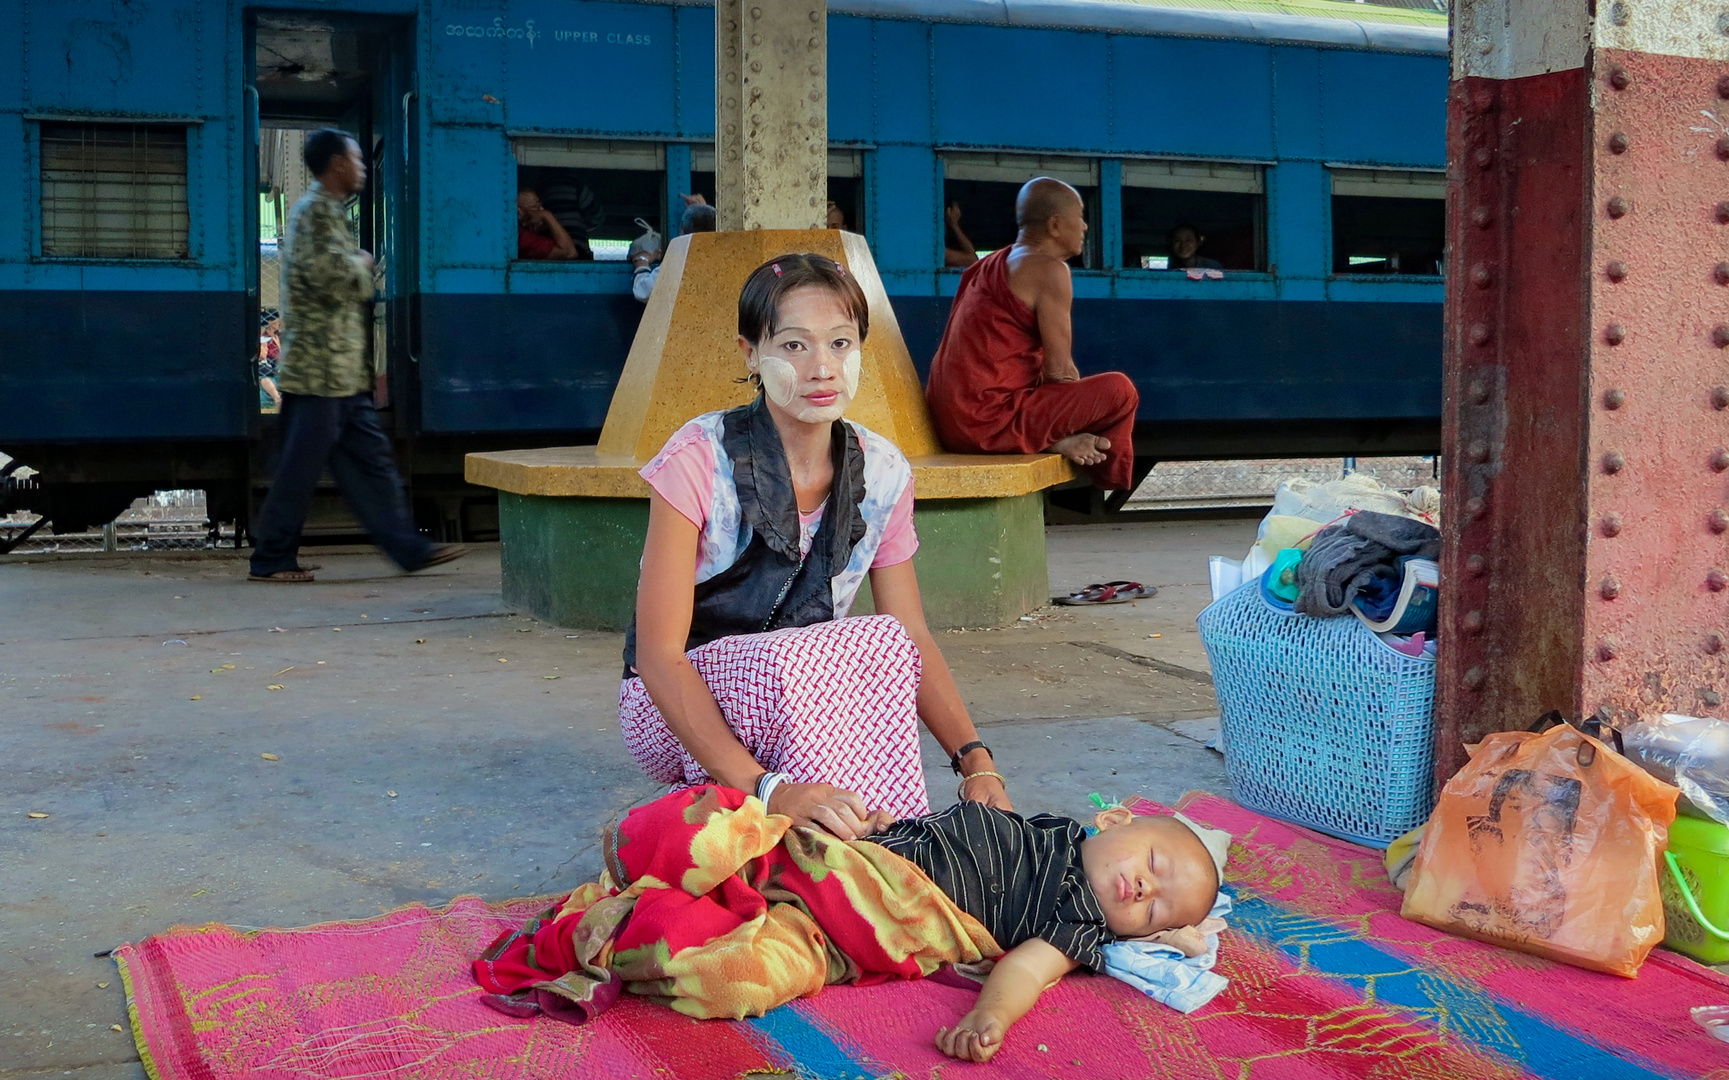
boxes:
[1196,580,1437,847]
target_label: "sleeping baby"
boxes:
[476,785,1229,1063]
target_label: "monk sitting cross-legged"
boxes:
[925,178,1139,492]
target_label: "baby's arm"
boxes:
[935,938,1080,1063]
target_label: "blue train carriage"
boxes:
[0,0,1447,541]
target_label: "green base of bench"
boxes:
[497,491,1049,631]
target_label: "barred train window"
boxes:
[513,138,666,261]
[1120,160,1264,271]
[40,122,190,259]
[1330,168,1445,276]
[691,147,866,234]
[941,152,1100,269]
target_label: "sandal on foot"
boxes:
[249,569,315,583]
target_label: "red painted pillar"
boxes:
[1440,2,1729,779]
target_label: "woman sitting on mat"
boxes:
[622,253,1008,835]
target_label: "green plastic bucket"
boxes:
[1661,814,1729,965]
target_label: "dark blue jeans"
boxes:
[249,392,433,576]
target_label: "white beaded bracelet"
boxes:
[756,770,788,813]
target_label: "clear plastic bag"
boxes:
[1623,714,1729,824]
[626,217,662,262]
[1695,1006,1729,1045]
[1207,555,1244,601]
[1269,475,1420,526]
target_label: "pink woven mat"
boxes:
[115,793,1729,1079]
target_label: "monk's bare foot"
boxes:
[1048,433,1110,467]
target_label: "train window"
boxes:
[826,149,864,233]
[1330,168,1446,276]
[941,153,1100,269]
[1120,160,1264,271]
[512,138,666,261]
[39,122,190,259]
[690,147,867,234]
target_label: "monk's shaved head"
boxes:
[1016,177,1082,235]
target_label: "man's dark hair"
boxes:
[681,203,716,234]
[303,128,356,177]
[1167,222,1203,243]
[737,253,870,346]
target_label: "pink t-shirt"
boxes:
[643,426,918,569]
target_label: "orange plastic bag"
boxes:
[1401,718,1679,976]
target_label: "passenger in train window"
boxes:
[943,201,979,268]
[926,178,1139,493]
[535,177,602,260]
[516,191,578,261]
[1166,224,1222,272]
[624,253,1009,838]
[826,200,847,230]
[630,195,715,303]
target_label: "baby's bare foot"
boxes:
[1048,433,1109,467]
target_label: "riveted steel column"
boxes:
[715,0,828,231]
[1442,0,1729,779]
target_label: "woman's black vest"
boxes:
[623,396,868,673]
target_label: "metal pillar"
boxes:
[715,0,828,231]
[1442,0,1729,778]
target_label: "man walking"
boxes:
[249,128,461,582]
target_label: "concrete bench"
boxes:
[464,227,1078,631]
[467,446,1074,631]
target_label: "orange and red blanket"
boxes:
[473,785,999,1021]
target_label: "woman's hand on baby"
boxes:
[769,782,875,840]
[936,1009,1006,1063]
[961,773,1013,813]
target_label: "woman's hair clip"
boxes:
[833,263,846,277]
[771,263,783,276]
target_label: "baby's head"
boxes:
[736,254,870,425]
[1079,807,1225,938]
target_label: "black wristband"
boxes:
[950,740,991,775]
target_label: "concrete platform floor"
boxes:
[0,516,1255,1078]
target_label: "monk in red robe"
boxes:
[925,178,1139,492]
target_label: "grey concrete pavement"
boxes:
[0,519,1245,1077]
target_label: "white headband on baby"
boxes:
[1171,811,1230,882]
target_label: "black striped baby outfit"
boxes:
[873,801,1112,970]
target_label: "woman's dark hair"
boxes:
[303,128,356,176]
[737,253,870,345]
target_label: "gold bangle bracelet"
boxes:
[957,770,1008,801]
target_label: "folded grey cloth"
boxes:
[1345,510,1441,560]
[1294,511,1440,617]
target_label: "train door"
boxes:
[243,12,416,535]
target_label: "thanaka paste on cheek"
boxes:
[758,354,799,407]
[843,350,862,398]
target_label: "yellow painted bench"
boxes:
[466,447,1074,502]
[464,229,1077,630]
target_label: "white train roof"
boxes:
[634,0,1449,56]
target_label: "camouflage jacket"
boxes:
[277,182,375,397]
